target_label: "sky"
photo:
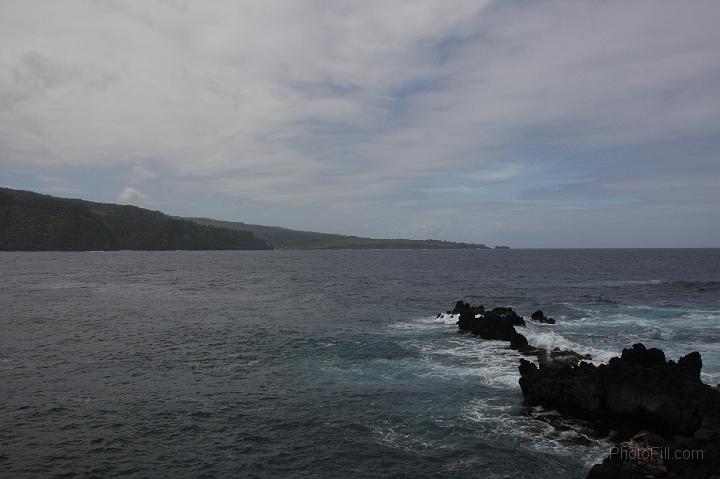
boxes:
[1,0,719,247]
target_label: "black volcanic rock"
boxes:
[452,300,484,316]
[457,309,478,331]
[509,332,529,351]
[613,343,665,367]
[452,302,589,362]
[586,429,720,478]
[518,342,720,478]
[458,307,519,342]
[443,300,719,478]
[490,307,526,326]
[473,318,518,342]
[678,351,702,381]
[519,343,718,438]
[530,310,556,324]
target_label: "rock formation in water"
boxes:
[530,309,556,324]
[518,343,720,478]
[443,300,719,478]
[453,301,529,351]
[450,301,579,363]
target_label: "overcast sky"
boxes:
[1,0,719,247]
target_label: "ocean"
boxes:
[1,249,719,478]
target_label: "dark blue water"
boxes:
[1,249,719,478]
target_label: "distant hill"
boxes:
[186,217,489,250]
[0,188,272,251]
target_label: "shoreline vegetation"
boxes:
[0,188,494,251]
[184,216,490,250]
[442,300,720,478]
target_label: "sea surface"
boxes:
[1,249,719,478]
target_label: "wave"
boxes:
[461,397,611,465]
[593,279,664,286]
[664,279,720,292]
[521,324,617,363]
[392,311,720,390]
[577,294,618,304]
[579,279,720,292]
[405,337,524,389]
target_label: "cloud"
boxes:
[0,0,718,245]
[116,186,149,206]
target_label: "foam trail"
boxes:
[462,397,612,464]
[522,323,616,363]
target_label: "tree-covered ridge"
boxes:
[0,188,272,251]
[187,217,489,250]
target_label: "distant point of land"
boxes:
[185,217,490,250]
[0,188,495,251]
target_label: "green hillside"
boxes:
[187,217,489,250]
[0,188,272,251]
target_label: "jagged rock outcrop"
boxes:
[454,302,529,351]
[519,343,719,438]
[530,309,556,324]
[451,300,484,316]
[517,343,720,478]
[444,300,719,478]
[586,428,720,478]
[488,307,526,326]
[451,301,585,361]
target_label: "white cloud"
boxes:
[116,186,148,206]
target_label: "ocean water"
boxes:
[1,249,719,478]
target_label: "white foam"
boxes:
[702,371,720,384]
[682,311,720,322]
[522,324,616,363]
[388,313,459,329]
[398,336,522,388]
[587,279,664,287]
[462,397,611,463]
[373,425,434,452]
[433,313,461,325]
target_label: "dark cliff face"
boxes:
[0,188,272,251]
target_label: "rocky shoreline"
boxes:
[441,300,720,478]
